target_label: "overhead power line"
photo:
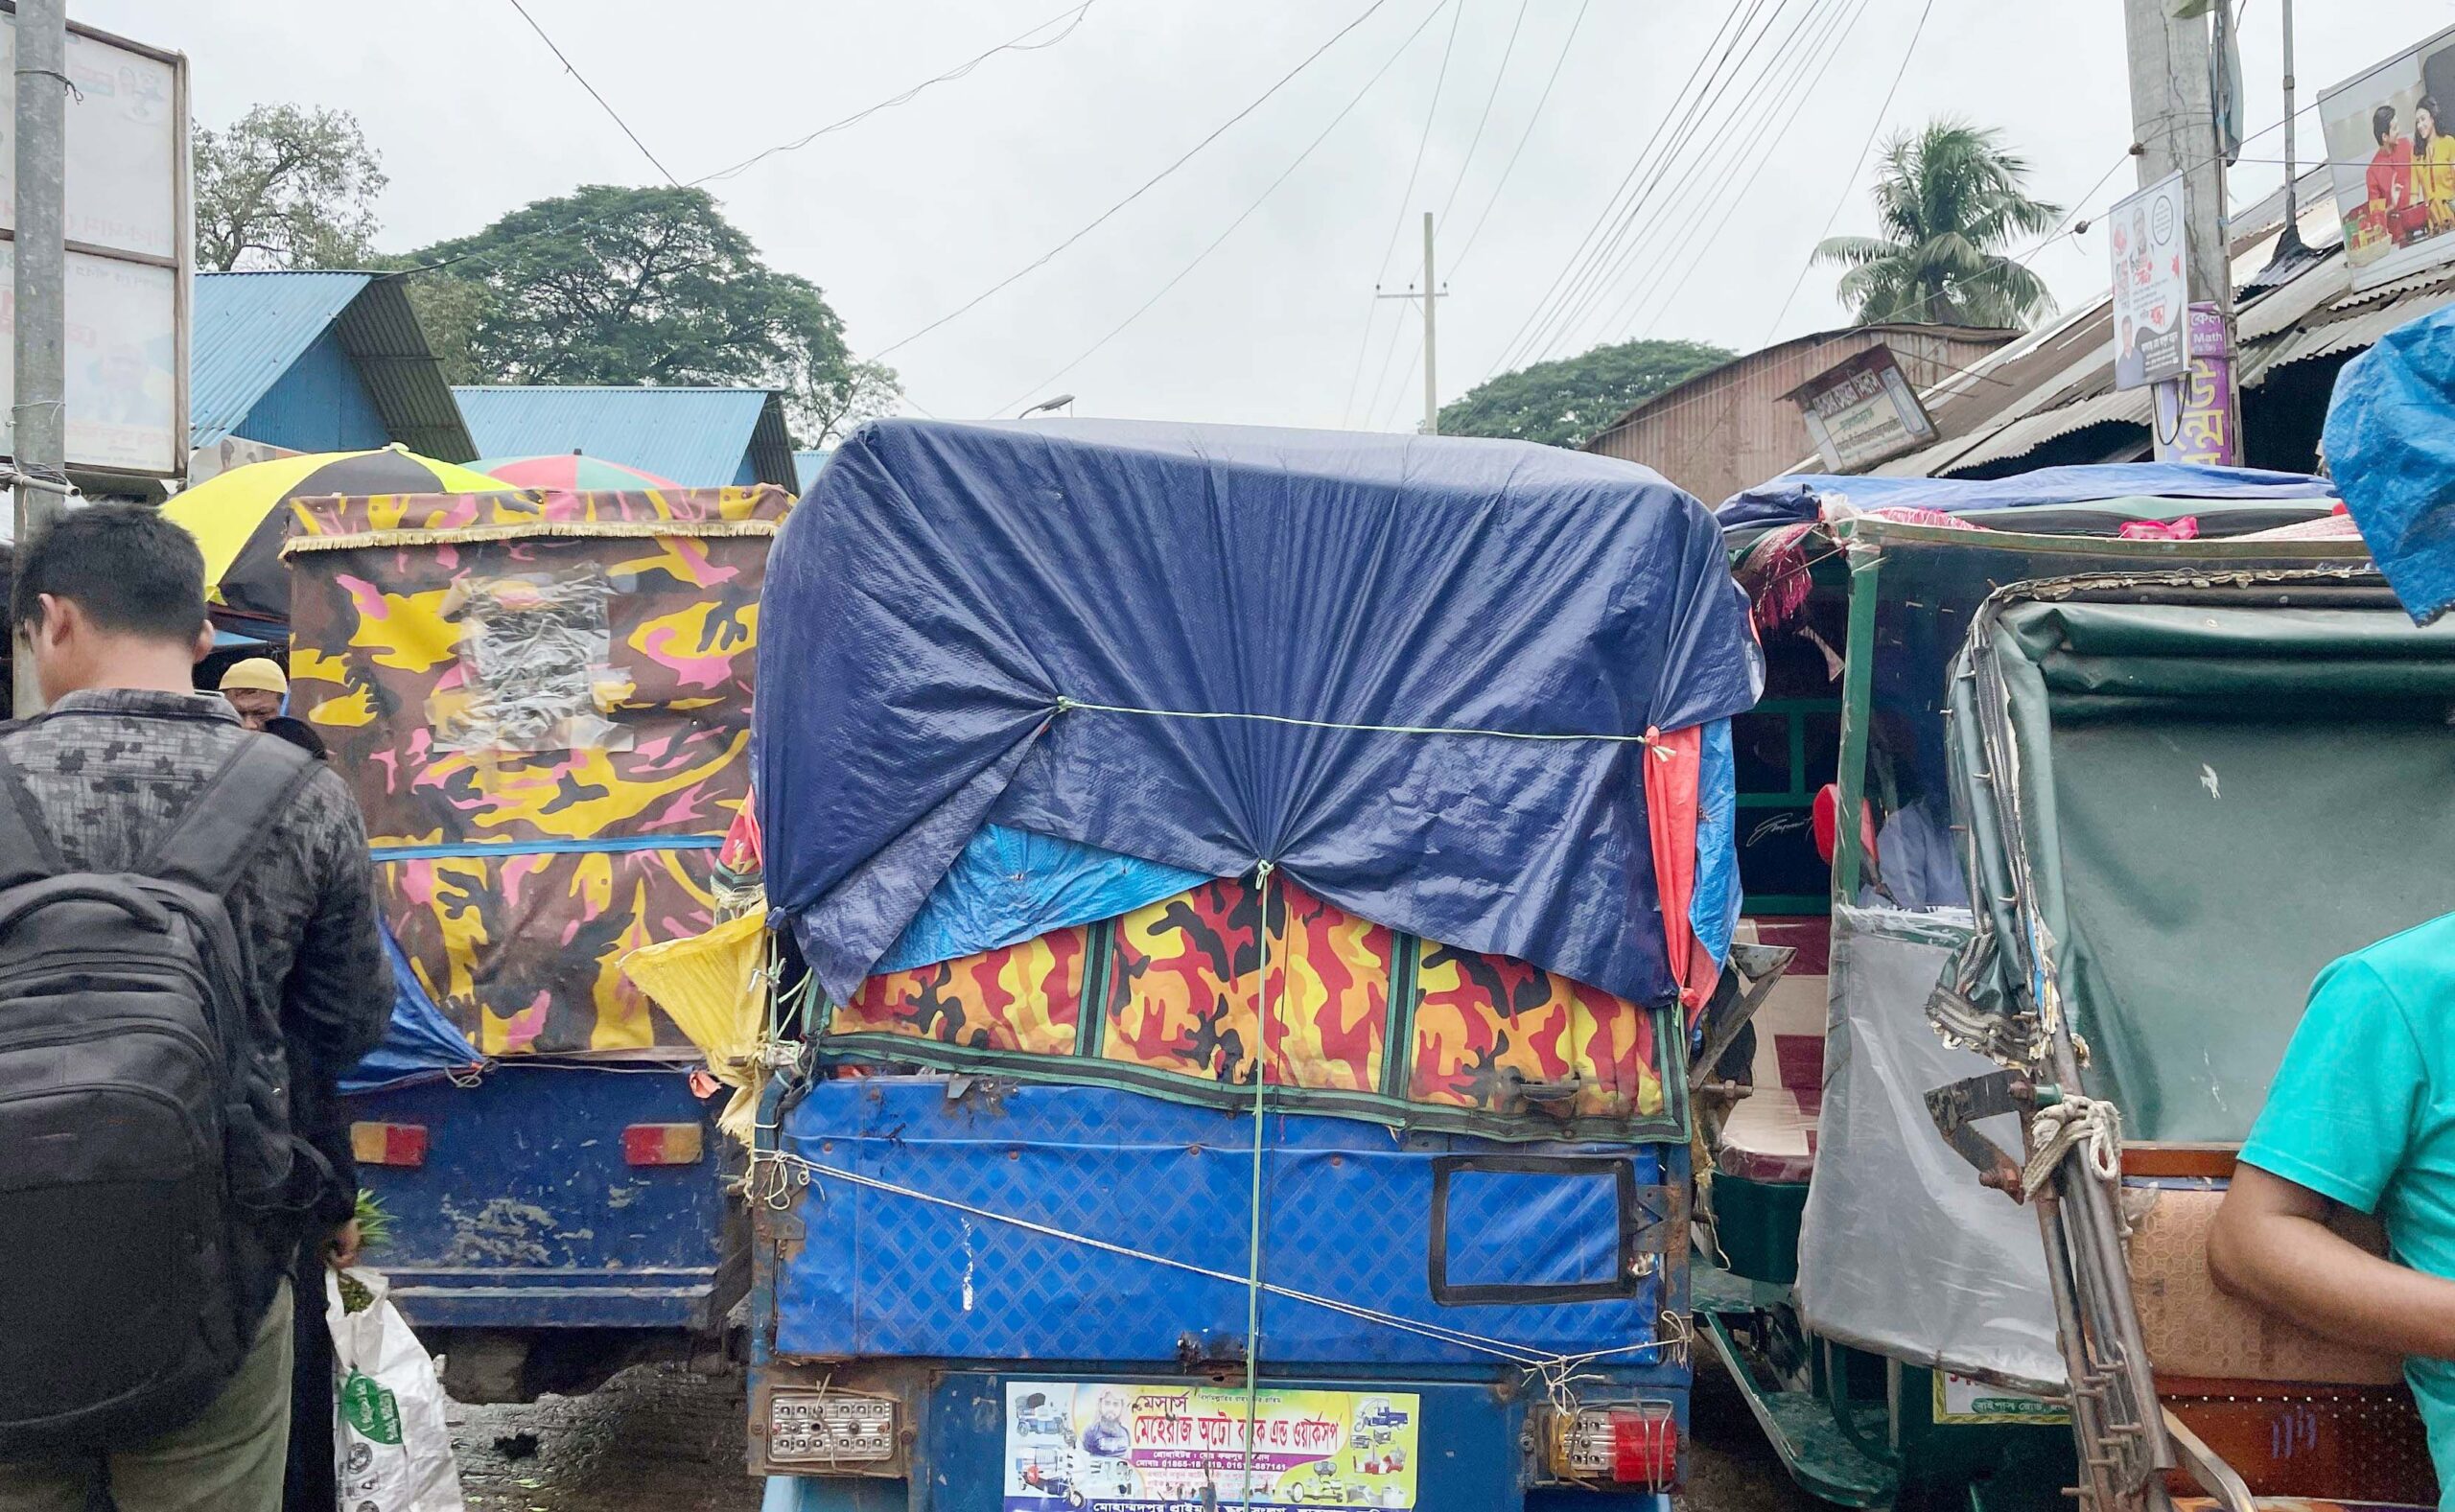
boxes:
[1612,0,1875,340]
[1509,0,1819,370]
[1435,0,1531,230]
[876,0,1397,361]
[995,0,1455,414]
[1589,0,1865,346]
[1758,0,1937,345]
[1342,0,1468,427]
[1479,0,1776,380]
[697,2,1097,185]
[1447,0,1593,277]
[504,0,679,185]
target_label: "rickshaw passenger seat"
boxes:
[1713,954,1827,1183]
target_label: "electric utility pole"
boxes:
[12,0,68,716]
[2124,0,2242,463]
[1375,212,1447,434]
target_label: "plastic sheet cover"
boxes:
[1716,463,2336,532]
[2326,304,2455,625]
[758,419,1761,1007]
[1794,904,2064,1392]
[339,927,483,1094]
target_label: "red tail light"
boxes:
[622,1123,705,1167]
[1611,1406,1677,1487]
[1548,1402,1677,1490]
[349,1122,429,1168]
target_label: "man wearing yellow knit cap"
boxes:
[217,657,286,731]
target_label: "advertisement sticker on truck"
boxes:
[1003,1383,1420,1511]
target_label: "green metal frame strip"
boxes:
[820,1001,1691,1145]
[1831,540,1883,903]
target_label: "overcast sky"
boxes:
[82,0,2455,429]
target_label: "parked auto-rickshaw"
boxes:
[1934,561,2455,1512]
[1697,466,2355,1510]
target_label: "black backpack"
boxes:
[0,736,316,1455]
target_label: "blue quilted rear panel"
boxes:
[771,1079,1682,1366]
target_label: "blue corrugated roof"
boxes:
[191,271,475,459]
[452,384,798,488]
[191,271,370,447]
[794,449,833,495]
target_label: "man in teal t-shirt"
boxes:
[2212,913,2455,1506]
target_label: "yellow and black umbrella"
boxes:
[164,445,509,622]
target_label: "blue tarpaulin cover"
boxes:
[2326,305,2455,625]
[758,419,1762,1008]
[1716,462,2338,532]
[876,824,1208,973]
[339,927,483,1094]
[774,1079,1683,1365]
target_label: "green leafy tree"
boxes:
[1814,120,2061,328]
[405,185,886,444]
[194,104,386,270]
[1438,338,1733,449]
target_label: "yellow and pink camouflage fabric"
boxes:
[282,485,786,1056]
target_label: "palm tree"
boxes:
[1814,120,2062,329]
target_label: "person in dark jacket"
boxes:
[0,506,390,1512]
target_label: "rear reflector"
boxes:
[349,1122,429,1168]
[622,1123,705,1167]
[1548,1402,1677,1490]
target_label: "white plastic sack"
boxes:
[326,1268,467,1512]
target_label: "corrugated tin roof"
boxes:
[452,385,797,487]
[191,271,368,447]
[794,449,832,495]
[191,271,476,461]
[1941,386,2153,473]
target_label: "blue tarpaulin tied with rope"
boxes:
[757,418,1762,1009]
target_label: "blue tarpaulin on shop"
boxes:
[1715,462,2337,532]
[756,418,1762,1008]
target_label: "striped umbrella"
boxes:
[475,453,678,491]
[163,445,510,622]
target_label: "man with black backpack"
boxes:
[0,505,390,1511]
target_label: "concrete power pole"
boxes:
[2122,0,2228,316]
[12,0,68,717]
[2123,0,2241,463]
[1420,212,1438,436]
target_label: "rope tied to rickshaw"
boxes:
[2022,1093,2123,1198]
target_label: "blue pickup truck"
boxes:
[741,419,1763,1510]
[280,481,788,1402]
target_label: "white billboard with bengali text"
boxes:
[0,12,186,477]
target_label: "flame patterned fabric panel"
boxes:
[827,873,1664,1120]
[1407,943,1663,1119]
[835,926,1089,1057]
[284,488,781,847]
[382,846,717,1054]
[1099,876,1388,1090]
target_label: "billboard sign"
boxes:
[2320,24,2455,292]
[0,9,187,477]
[1789,344,1937,472]
[2109,173,2188,390]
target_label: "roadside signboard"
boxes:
[0,8,188,478]
[2320,23,2455,292]
[2109,173,2188,390]
[1789,344,1936,472]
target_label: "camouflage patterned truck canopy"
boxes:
[283,485,787,1056]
